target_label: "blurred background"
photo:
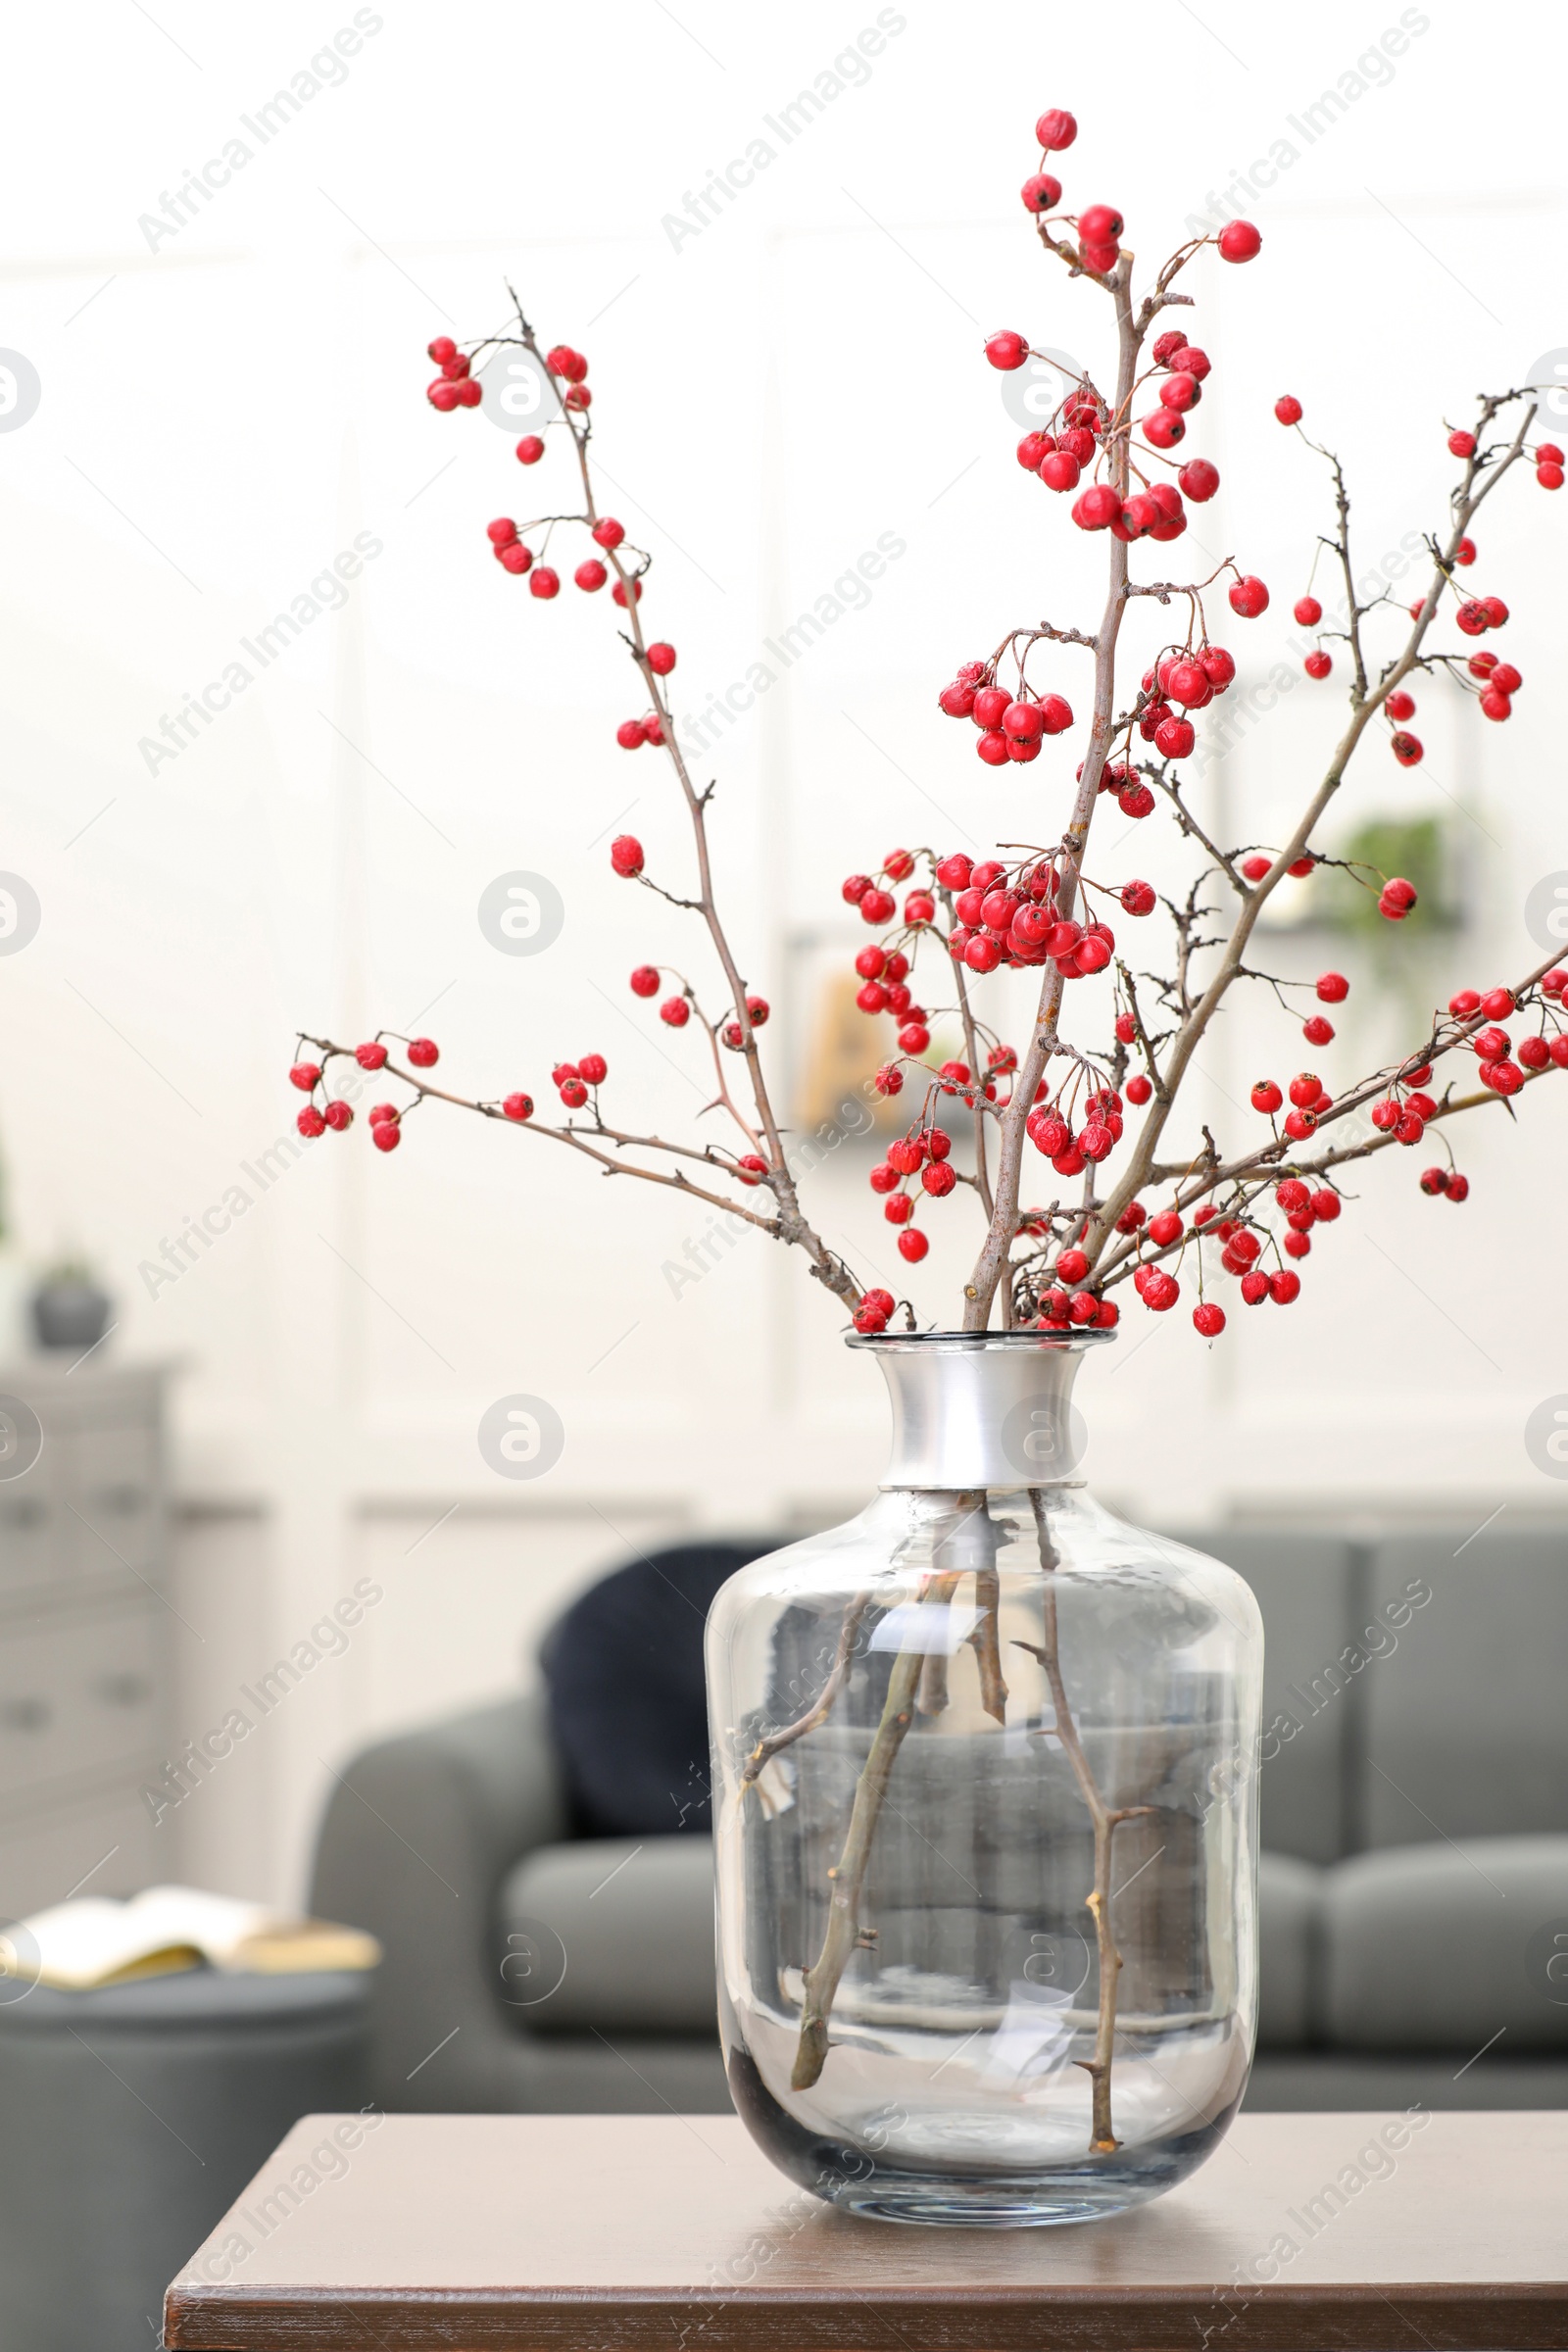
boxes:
[0,0,1563,1925]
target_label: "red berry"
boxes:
[922,1160,956,1198]
[615,719,646,751]
[323,1101,353,1132]
[455,378,482,409]
[897,1228,929,1263]
[1519,1034,1551,1070]
[529,565,561,600]
[1125,1073,1152,1105]
[1078,203,1123,245]
[592,516,625,550]
[1268,1270,1301,1304]
[1179,459,1220,502]
[1035,108,1077,150]
[1072,483,1123,531]
[1539,462,1565,490]
[1446,1173,1470,1200]
[1304,651,1332,680]
[1480,986,1514,1018]
[1418,1165,1447,1198]
[487,517,518,546]
[660,996,690,1027]
[559,1077,589,1108]
[612,578,641,608]
[515,434,545,465]
[503,1092,533,1121]
[355,1041,388,1071]
[611,835,644,877]
[297,1105,326,1139]
[1302,1015,1335,1047]
[574,559,608,593]
[1385,691,1416,722]
[1480,688,1511,721]
[1021,172,1062,214]
[577,1053,608,1086]
[368,1102,397,1126]
[646,642,676,676]
[1294,596,1322,626]
[1390,733,1423,767]
[1218,220,1262,263]
[985,329,1028,371]
[1144,1270,1180,1312]
[427,380,461,411]
[427,335,457,365]
[407,1038,439,1068]
[289,1060,321,1092]
[500,542,533,575]
[1275,395,1303,425]
[859,887,896,925]
[1148,1208,1183,1248]
[1120,879,1156,916]
[370,1117,402,1152]
[1193,1301,1226,1338]
[1229,574,1269,618]
[1381,875,1418,911]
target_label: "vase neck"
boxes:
[853,1332,1105,1492]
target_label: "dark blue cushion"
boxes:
[540,1541,774,1838]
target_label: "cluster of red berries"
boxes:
[1026,1081,1126,1178]
[867,1126,958,1264]
[424,336,483,411]
[552,1053,607,1110]
[1538,440,1565,490]
[937,663,1073,767]
[624,956,768,1053]
[1136,639,1240,766]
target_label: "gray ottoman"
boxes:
[0,1967,371,2352]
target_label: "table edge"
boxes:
[165,2277,1568,2352]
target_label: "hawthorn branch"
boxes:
[1081,391,1539,1274]
[1018,1491,1155,2154]
[963,249,1142,1327]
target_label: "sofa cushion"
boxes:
[1324,1835,1568,2049]
[1360,1531,1568,1848]
[499,1836,715,2035]
[540,1542,776,1838]
[1172,1533,1355,1864]
[1256,1852,1323,2049]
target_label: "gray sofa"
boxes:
[310,1521,1568,2115]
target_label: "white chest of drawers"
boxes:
[0,1363,173,1920]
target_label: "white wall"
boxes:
[1,1,1565,1903]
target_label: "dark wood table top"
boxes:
[166,2109,1568,2350]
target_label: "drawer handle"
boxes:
[0,1698,51,1732]
[95,1674,149,1707]
[91,1486,148,1515]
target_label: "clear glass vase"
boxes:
[707,1330,1263,2227]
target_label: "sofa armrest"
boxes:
[308,1690,569,2109]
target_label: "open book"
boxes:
[0,1886,380,1990]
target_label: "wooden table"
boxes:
[165,2110,1568,2350]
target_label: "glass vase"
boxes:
[707,1329,1263,2226]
